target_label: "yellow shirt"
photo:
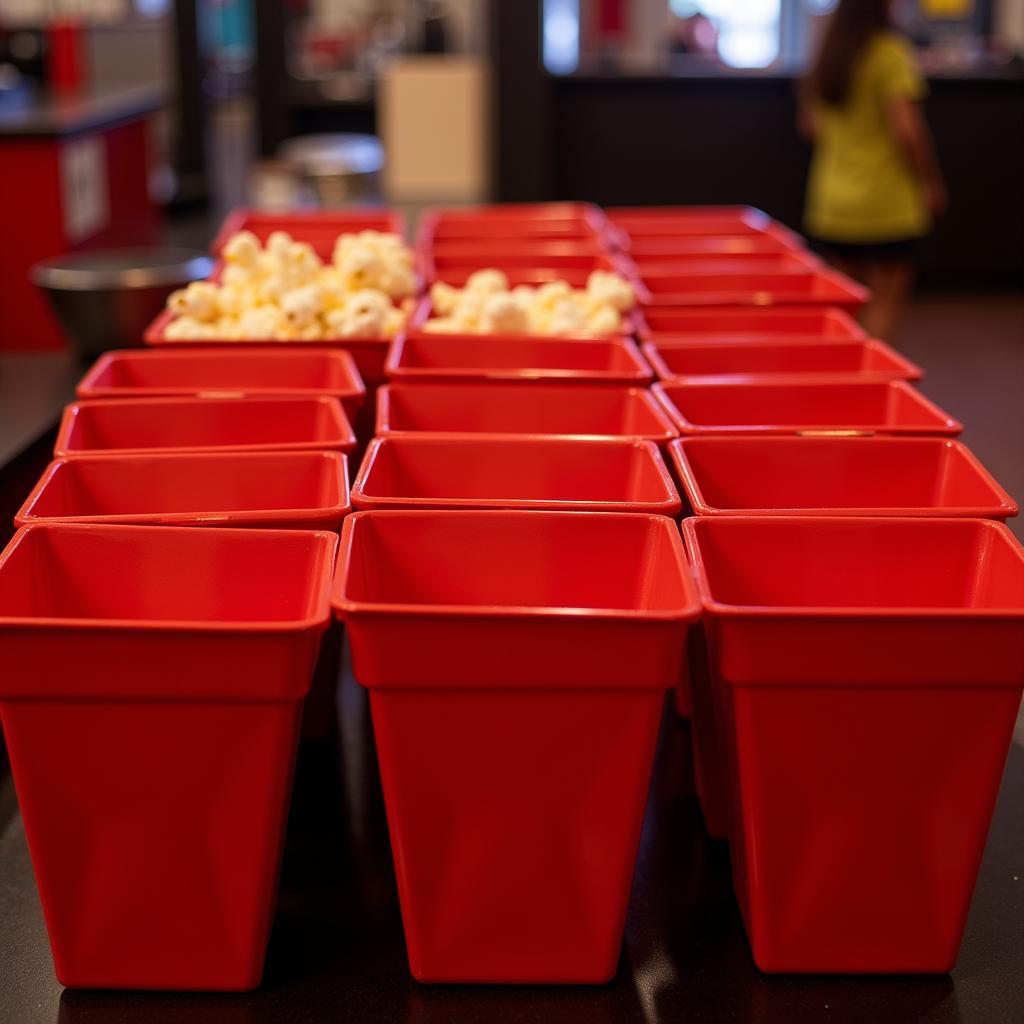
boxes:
[805,32,930,243]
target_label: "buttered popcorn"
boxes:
[162,229,417,341]
[424,269,635,336]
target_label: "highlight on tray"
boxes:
[416,202,612,247]
[160,228,418,342]
[420,267,636,335]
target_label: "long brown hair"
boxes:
[806,0,893,107]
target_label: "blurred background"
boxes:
[0,1,1020,280]
[1,0,1020,530]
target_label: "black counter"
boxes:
[0,84,164,139]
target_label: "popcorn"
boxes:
[345,288,392,319]
[482,292,530,334]
[534,280,573,312]
[222,230,261,272]
[464,269,509,295]
[421,317,459,333]
[162,227,416,341]
[430,281,461,315]
[237,305,285,339]
[332,230,417,299]
[451,291,486,331]
[585,305,622,333]
[587,269,635,312]
[163,316,213,340]
[378,264,417,300]
[265,231,293,260]
[325,307,385,339]
[167,281,220,323]
[421,268,635,336]
[383,307,407,336]
[280,283,325,330]
[543,298,586,335]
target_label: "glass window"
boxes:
[670,0,781,68]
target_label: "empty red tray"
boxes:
[427,240,608,261]
[643,338,921,383]
[429,265,618,289]
[636,269,869,313]
[377,383,677,443]
[55,396,356,457]
[639,306,866,341]
[682,515,1024,973]
[654,380,961,436]
[417,204,609,247]
[16,451,351,530]
[212,207,405,259]
[333,509,698,981]
[386,333,652,386]
[0,522,337,988]
[77,347,366,415]
[352,435,680,514]
[634,250,821,277]
[607,206,802,247]
[629,235,802,258]
[670,437,1017,520]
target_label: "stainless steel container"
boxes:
[279,134,385,206]
[32,248,214,361]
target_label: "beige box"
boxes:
[378,56,491,202]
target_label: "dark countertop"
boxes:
[0,83,164,139]
[0,672,1021,1024]
[0,353,78,467]
[559,58,1024,85]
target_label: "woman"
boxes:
[802,0,946,341]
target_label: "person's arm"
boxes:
[887,97,947,217]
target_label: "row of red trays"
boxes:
[15,433,1018,527]
[99,331,927,388]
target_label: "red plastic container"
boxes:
[211,208,405,259]
[629,235,803,258]
[143,310,396,389]
[639,306,866,341]
[352,435,680,515]
[16,451,351,530]
[669,437,1018,520]
[428,239,608,262]
[54,396,356,457]
[426,267,603,289]
[653,380,962,437]
[643,338,922,384]
[636,269,869,313]
[606,207,804,250]
[0,523,337,989]
[634,251,822,277]
[682,515,1024,973]
[333,509,699,982]
[386,333,652,386]
[376,383,678,444]
[417,204,609,247]
[77,348,366,416]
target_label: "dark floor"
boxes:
[894,291,1024,544]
